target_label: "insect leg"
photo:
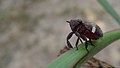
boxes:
[85,40,89,53]
[75,32,83,43]
[79,35,89,53]
[75,37,79,50]
[75,32,83,50]
[67,32,74,48]
[89,39,95,46]
[79,38,83,44]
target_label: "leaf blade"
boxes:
[98,0,120,25]
[47,29,120,68]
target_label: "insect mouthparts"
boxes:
[66,21,70,23]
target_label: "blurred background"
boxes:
[0,0,120,68]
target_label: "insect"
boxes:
[66,19,103,52]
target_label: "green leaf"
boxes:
[47,29,120,68]
[98,0,120,25]
[74,29,120,68]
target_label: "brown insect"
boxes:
[66,19,103,52]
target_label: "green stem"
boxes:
[47,29,120,68]
[98,0,120,25]
[74,29,120,67]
